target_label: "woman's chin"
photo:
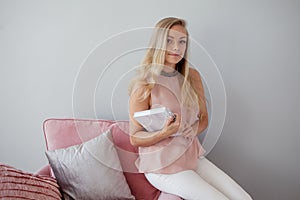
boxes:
[165,58,182,67]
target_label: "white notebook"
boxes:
[133,107,175,132]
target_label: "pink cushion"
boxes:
[35,165,52,177]
[0,163,61,200]
[43,118,114,150]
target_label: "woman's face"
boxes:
[164,25,187,68]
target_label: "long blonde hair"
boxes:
[129,17,199,110]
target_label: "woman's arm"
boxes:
[189,68,209,135]
[129,86,180,147]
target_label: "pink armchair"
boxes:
[36,118,182,200]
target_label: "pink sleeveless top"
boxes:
[135,72,206,174]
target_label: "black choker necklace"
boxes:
[160,70,178,77]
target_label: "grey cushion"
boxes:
[46,129,135,200]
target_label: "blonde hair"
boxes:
[129,17,199,110]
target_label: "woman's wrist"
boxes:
[156,128,170,140]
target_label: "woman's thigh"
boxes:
[196,157,253,200]
[145,170,229,200]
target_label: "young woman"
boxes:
[128,17,252,200]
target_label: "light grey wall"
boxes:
[0,0,299,199]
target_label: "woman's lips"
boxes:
[168,53,180,56]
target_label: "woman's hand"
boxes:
[160,113,181,137]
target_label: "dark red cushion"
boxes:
[111,121,161,200]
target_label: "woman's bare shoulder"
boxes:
[188,67,201,81]
[130,83,149,97]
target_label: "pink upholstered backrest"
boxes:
[43,118,116,151]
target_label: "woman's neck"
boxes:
[162,65,176,73]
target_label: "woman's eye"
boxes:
[180,40,186,44]
[167,39,173,44]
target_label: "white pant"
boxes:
[145,157,253,200]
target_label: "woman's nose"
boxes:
[173,42,179,51]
